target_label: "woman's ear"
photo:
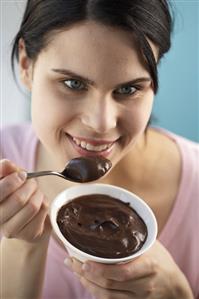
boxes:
[18,38,33,91]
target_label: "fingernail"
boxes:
[82,263,90,272]
[17,171,27,181]
[64,258,73,268]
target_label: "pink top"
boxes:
[1,123,199,298]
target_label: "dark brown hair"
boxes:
[11,0,174,94]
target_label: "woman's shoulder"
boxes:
[157,129,199,296]
[0,122,38,169]
[168,130,198,150]
[149,126,198,194]
[151,126,199,160]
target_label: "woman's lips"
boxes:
[66,134,116,157]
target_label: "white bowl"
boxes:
[50,184,157,264]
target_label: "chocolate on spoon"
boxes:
[27,156,112,183]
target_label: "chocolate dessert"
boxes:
[57,194,147,258]
[62,156,112,182]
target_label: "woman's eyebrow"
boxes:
[51,68,95,85]
[115,77,152,88]
[51,68,151,87]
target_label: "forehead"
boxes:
[37,21,157,82]
[46,21,139,54]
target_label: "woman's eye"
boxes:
[63,79,85,90]
[115,86,137,95]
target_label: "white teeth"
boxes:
[86,143,97,151]
[80,141,87,149]
[72,137,112,152]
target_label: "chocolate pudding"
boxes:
[62,156,112,183]
[57,194,147,258]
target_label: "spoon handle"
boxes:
[27,170,55,179]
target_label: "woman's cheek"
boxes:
[31,87,70,127]
[123,102,153,135]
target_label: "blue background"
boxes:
[152,0,199,142]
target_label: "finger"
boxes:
[0,179,37,224]
[0,159,18,178]
[70,258,154,294]
[83,268,153,293]
[16,200,49,242]
[79,276,132,299]
[80,256,156,282]
[68,258,82,274]
[42,214,52,236]
[1,189,44,236]
[0,171,27,201]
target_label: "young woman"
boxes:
[1,1,198,298]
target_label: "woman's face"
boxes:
[20,21,157,170]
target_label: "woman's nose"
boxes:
[80,96,118,134]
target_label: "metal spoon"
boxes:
[27,156,112,183]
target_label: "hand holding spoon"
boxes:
[27,156,112,183]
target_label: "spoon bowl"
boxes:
[27,156,112,183]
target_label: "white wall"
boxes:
[1,1,29,127]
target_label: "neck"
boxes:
[100,130,152,187]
